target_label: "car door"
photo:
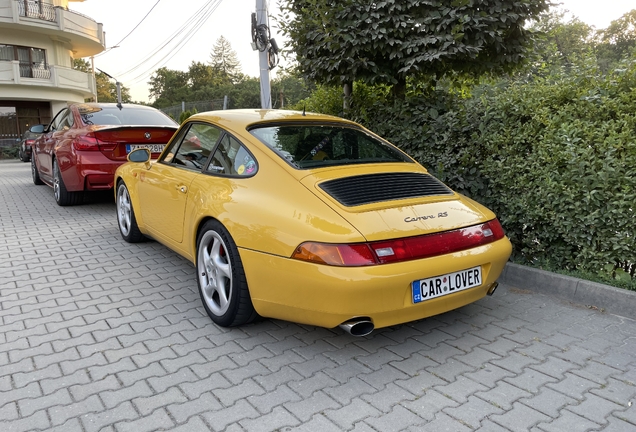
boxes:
[37,108,71,180]
[138,122,221,244]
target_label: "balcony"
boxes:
[0,0,105,57]
[0,60,95,98]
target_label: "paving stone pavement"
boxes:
[1,158,635,432]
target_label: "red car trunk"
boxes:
[73,126,176,161]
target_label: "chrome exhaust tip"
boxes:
[339,318,374,337]
[487,282,499,296]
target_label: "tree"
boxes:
[595,10,636,70]
[209,36,242,83]
[148,67,190,106]
[279,0,551,97]
[526,11,594,74]
[271,70,313,108]
[73,58,131,103]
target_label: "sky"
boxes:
[71,0,636,103]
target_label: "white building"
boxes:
[0,0,105,144]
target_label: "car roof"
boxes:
[70,103,160,111]
[188,109,359,131]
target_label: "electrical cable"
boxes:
[122,0,223,85]
[101,0,222,86]
[111,0,217,77]
[92,0,162,59]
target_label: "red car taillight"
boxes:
[25,139,35,147]
[292,219,506,267]
[72,134,100,151]
[72,133,118,152]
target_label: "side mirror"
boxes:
[128,148,151,163]
[29,124,45,133]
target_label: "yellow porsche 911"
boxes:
[115,109,511,336]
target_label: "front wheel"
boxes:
[116,181,145,243]
[53,159,82,206]
[196,220,257,327]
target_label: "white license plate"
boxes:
[412,266,482,304]
[126,144,165,154]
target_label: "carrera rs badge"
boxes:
[404,212,448,223]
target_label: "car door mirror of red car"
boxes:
[128,148,151,163]
[29,124,45,134]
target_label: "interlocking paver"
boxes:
[444,394,505,429]
[247,384,301,413]
[17,387,72,417]
[240,405,301,432]
[2,159,636,431]
[167,392,222,423]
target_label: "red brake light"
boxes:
[292,219,506,267]
[73,134,100,151]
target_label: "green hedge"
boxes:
[348,64,635,287]
[0,145,19,160]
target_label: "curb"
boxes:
[499,262,636,320]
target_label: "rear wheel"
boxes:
[31,156,43,185]
[116,181,145,243]
[196,220,257,327]
[53,159,82,206]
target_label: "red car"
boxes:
[32,103,178,206]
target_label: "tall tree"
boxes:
[595,10,636,69]
[209,36,242,83]
[73,58,131,103]
[279,0,551,97]
[148,67,190,106]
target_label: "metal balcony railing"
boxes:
[16,0,57,22]
[19,62,51,79]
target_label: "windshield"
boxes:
[77,105,177,127]
[249,124,412,169]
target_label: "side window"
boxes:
[49,108,69,131]
[162,122,221,170]
[206,134,257,177]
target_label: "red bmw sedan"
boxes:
[32,103,178,206]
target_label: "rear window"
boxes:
[249,124,412,169]
[77,105,177,127]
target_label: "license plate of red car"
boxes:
[126,144,165,154]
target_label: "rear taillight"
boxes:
[292,243,378,266]
[73,134,100,151]
[291,219,506,267]
[72,133,118,152]
[25,139,35,147]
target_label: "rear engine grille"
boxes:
[319,172,453,207]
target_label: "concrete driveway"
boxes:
[1,159,635,431]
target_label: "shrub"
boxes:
[350,63,636,285]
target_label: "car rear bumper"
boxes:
[242,237,512,330]
[64,152,125,191]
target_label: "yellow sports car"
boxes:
[115,109,511,336]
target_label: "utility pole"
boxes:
[256,0,271,109]
[252,0,279,109]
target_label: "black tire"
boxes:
[196,220,257,327]
[31,155,44,185]
[116,180,145,243]
[53,159,83,206]
[19,149,27,162]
